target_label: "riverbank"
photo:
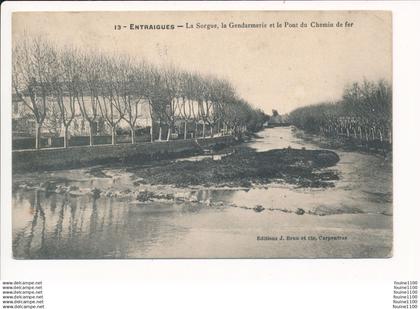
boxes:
[12,135,236,172]
[292,127,392,158]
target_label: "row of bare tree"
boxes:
[12,37,267,149]
[288,80,392,146]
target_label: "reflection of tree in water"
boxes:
[68,197,78,239]
[89,199,98,239]
[12,188,226,258]
[12,191,132,258]
[53,196,66,242]
[49,194,57,213]
[13,190,47,258]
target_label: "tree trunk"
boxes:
[111,126,116,145]
[63,125,69,149]
[202,122,205,138]
[158,126,162,141]
[150,125,154,143]
[184,121,187,140]
[89,123,94,146]
[35,122,41,150]
[210,126,213,138]
[166,127,171,141]
[364,129,369,150]
[130,127,135,144]
[194,122,198,138]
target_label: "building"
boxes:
[12,93,153,139]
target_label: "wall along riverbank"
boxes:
[12,136,236,172]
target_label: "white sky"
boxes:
[13,11,392,114]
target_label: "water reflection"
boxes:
[13,189,228,258]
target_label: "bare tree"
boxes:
[144,66,168,142]
[12,36,55,149]
[53,48,77,148]
[97,56,124,145]
[206,77,230,137]
[44,100,62,136]
[76,53,101,146]
[178,72,195,140]
[110,56,144,144]
[161,67,181,141]
[211,79,235,136]
[187,74,206,138]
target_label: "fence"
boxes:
[12,135,152,150]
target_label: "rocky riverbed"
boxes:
[127,148,340,188]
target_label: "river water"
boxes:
[12,127,392,258]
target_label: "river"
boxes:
[12,127,392,258]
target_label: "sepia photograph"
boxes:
[10,11,392,259]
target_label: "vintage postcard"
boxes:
[10,10,392,259]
